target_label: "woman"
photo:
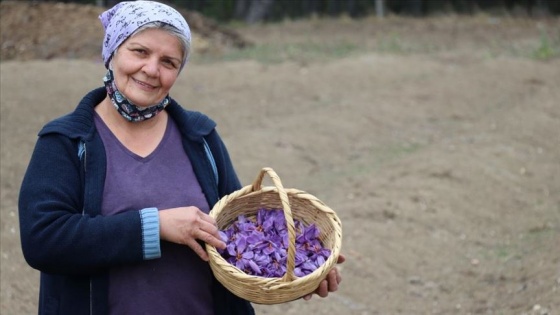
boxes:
[18,1,343,314]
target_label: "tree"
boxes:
[236,0,276,24]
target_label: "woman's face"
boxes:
[111,28,183,107]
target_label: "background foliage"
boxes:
[13,0,560,22]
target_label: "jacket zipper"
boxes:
[78,141,93,315]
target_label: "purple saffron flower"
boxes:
[227,236,258,273]
[219,208,331,278]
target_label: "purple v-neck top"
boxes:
[95,113,214,315]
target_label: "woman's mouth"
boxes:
[133,78,156,90]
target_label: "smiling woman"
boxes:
[17,1,344,315]
[18,1,256,315]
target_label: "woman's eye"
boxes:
[163,60,178,68]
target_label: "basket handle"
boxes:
[251,167,297,282]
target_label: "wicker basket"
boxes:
[206,167,343,305]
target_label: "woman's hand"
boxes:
[159,206,226,261]
[303,253,346,301]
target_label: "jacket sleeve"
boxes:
[18,133,147,275]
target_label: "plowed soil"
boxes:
[1,1,559,314]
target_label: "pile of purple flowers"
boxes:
[218,208,331,278]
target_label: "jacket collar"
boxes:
[38,87,216,142]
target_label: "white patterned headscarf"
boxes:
[99,0,191,69]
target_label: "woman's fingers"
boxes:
[186,238,209,261]
[303,255,345,301]
[337,253,346,264]
[327,268,339,292]
[197,216,225,249]
[198,211,218,225]
[197,227,226,250]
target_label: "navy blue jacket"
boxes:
[18,87,255,315]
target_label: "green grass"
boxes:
[194,41,363,64]
[531,30,559,60]
[489,29,560,60]
[494,246,512,260]
[480,224,557,264]
[377,34,409,54]
[304,142,425,191]
[192,23,560,64]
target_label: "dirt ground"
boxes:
[1,2,560,315]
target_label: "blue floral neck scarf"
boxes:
[103,68,169,123]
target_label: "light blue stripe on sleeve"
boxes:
[203,138,218,185]
[140,207,161,260]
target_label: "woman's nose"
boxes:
[142,58,159,76]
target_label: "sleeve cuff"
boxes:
[140,207,161,260]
